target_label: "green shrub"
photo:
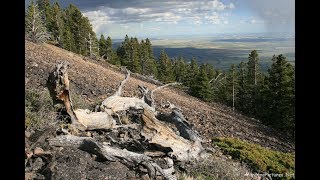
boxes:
[184,154,251,180]
[25,89,57,128]
[213,137,295,179]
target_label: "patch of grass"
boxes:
[71,93,101,111]
[185,154,251,180]
[25,88,57,129]
[213,137,295,179]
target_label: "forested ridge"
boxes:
[25,0,295,137]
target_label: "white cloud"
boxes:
[83,10,112,33]
[81,0,236,36]
[122,8,151,15]
[205,13,221,24]
[229,3,235,9]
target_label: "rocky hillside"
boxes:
[25,40,294,179]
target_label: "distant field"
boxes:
[151,35,295,71]
[113,33,295,71]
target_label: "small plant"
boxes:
[25,88,57,129]
[213,137,295,179]
[184,154,251,180]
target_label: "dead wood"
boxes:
[150,82,181,103]
[100,68,156,114]
[49,62,206,164]
[141,109,204,162]
[49,62,116,131]
[157,110,202,142]
[48,135,176,180]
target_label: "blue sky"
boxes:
[26,0,295,39]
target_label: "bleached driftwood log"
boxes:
[49,62,205,159]
[49,62,116,130]
[157,110,202,142]
[48,135,176,180]
[100,68,156,114]
[141,109,204,162]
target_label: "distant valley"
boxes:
[114,33,295,71]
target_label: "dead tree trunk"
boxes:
[49,62,116,130]
[141,109,204,162]
[158,110,202,142]
[48,135,176,180]
[100,68,156,114]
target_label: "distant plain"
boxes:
[150,33,295,71]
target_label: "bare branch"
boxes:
[48,135,177,180]
[114,68,130,96]
[151,82,181,103]
[209,72,222,84]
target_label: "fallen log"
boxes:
[48,62,206,162]
[157,110,202,142]
[48,62,86,130]
[141,109,204,162]
[48,135,176,180]
[48,62,117,130]
[100,68,156,114]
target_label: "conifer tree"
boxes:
[184,57,199,87]
[226,64,238,110]
[173,56,188,83]
[205,63,216,80]
[265,54,295,135]
[36,0,52,28]
[246,50,263,115]
[236,61,250,112]
[50,2,65,45]
[157,49,174,82]
[106,36,113,61]
[117,35,131,67]
[99,34,107,58]
[190,64,213,101]
[25,0,51,43]
[145,38,158,77]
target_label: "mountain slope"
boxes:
[25,40,294,153]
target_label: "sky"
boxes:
[26,0,295,39]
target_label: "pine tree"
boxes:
[25,0,51,43]
[99,34,107,58]
[184,57,199,87]
[139,39,148,75]
[157,49,174,82]
[211,69,227,103]
[246,50,263,116]
[61,23,76,52]
[173,56,188,83]
[236,61,250,112]
[36,0,52,29]
[190,64,213,101]
[50,2,65,46]
[265,54,295,135]
[145,38,158,77]
[117,35,131,67]
[129,37,141,73]
[226,64,238,110]
[64,4,97,56]
[106,36,113,61]
[247,50,261,85]
[205,63,216,80]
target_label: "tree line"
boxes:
[25,0,295,137]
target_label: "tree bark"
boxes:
[48,135,176,180]
[141,109,204,162]
[49,62,115,130]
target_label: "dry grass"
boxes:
[25,88,58,129]
[182,154,256,180]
